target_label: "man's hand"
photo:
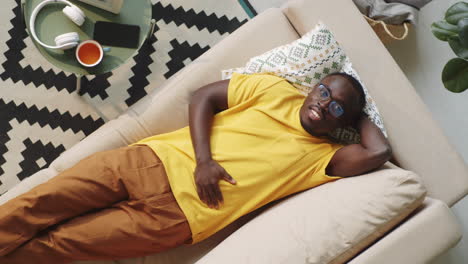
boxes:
[194,160,236,209]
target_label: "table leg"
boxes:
[21,1,25,19]
[147,19,156,40]
[76,74,82,92]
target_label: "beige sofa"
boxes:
[2,0,468,263]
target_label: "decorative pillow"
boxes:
[221,22,387,144]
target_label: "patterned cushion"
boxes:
[221,22,386,144]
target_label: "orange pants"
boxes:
[0,145,192,264]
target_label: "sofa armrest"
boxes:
[348,197,462,264]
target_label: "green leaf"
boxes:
[442,58,468,93]
[458,18,468,47]
[446,2,468,25]
[449,38,468,59]
[431,20,459,41]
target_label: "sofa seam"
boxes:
[280,6,301,37]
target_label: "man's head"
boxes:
[299,72,365,137]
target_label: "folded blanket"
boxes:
[385,0,432,10]
[353,0,419,24]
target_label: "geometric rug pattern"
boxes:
[0,0,252,195]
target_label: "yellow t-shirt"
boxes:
[135,73,343,243]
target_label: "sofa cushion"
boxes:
[195,168,426,264]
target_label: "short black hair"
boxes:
[327,72,366,120]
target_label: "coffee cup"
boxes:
[75,40,110,67]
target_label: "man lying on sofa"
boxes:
[0,72,391,263]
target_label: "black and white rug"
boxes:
[0,0,257,195]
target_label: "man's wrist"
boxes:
[196,156,213,165]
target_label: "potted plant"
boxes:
[431,1,468,93]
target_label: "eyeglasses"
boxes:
[317,83,344,118]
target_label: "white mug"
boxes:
[75,40,109,67]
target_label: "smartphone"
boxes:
[93,21,140,49]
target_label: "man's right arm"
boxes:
[189,80,236,210]
[325,113,392,177]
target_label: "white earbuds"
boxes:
[30,0,86,50]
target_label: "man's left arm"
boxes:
[326,114,392,177]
